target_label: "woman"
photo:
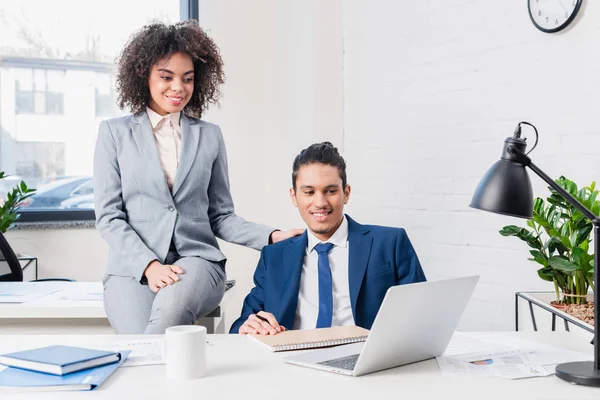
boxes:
[94,21,300,334]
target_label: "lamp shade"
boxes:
[469,137,533,219]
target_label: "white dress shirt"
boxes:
[146,107,182,190]
[293,215,353,330]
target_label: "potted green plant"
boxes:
[499,176,598,324]
[0,171,36,233]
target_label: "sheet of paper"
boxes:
[437,351,553,379]
[45,284,104,302]
[88,339,165,367]
[0,283,61,303]
[437,332,592,380]
[56,292,103,302]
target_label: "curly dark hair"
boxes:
[292,142,347,191]
[115,20,224,118]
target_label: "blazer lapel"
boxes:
[347,215,373,320]
[278,232,308,328]
[172,114,201,196]
[131,113,171,198]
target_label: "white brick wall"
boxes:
[343,0,600,330]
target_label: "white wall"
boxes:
[197,0,344,330]
[7,0,600,332]
[5,228,107,281]
[343,0,600,330]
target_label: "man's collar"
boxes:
[146,107,181,129]
[307,214,348,252]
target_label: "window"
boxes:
[0,0,189,222]
[14,69,34,114]
[15,68,65,115]
[95,72,115,117]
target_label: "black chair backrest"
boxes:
[0,230,22,282]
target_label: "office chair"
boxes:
[0,230,22,281]
[0,230,73,282]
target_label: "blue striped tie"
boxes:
[314,242,335,328]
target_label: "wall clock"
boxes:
[528,0,583,33]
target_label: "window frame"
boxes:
[8,2,196,224]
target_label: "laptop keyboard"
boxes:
[317,354,360,370]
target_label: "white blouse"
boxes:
[146,107,182,191]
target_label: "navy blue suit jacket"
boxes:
[230,215,426,333]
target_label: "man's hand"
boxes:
[270,229,304,244]
[239,311,287,335]
[143,260,185,293]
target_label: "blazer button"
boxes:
[167,205,175,212]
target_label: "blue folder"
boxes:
[0,350,130,392]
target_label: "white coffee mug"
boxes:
[165,325,207,380]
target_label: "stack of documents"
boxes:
[0,345,129,392]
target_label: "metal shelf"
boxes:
[515,291,594,334]
[18,255,38,281]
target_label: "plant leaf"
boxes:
[537,267,554,282]
[499,225,522,236]
[549,256,580,272]
[529,250,548,266]
[0,175,37,233]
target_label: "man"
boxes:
[230,142,426,334]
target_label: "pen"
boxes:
[255,314,281,330]
[254,314,285,333]
[255,314,270,323]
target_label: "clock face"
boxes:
[528,0,583,33]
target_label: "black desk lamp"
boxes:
[470,121,600,386]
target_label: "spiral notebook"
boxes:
[248,326,370,352]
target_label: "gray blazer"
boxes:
[93,112,273,282]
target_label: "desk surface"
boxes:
[0,282,104,318]
[0,331,597,399]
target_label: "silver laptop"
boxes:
[284,275,479,377]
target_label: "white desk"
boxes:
[0,282,229,334]
[0,331,597,399]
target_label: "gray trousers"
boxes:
[103,253,226,334]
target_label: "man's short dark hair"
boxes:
[292,142,347,191]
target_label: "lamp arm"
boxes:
[507,146,599,224]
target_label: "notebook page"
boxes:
[248,326,369,352]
